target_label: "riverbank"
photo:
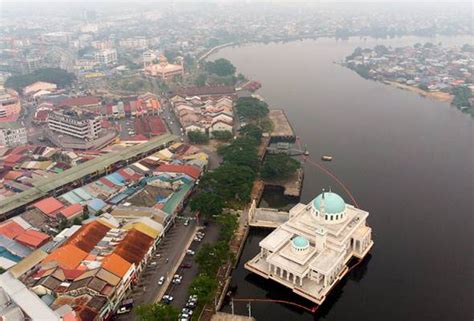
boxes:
[383,80,453,103]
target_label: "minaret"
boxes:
[320,188,325,220]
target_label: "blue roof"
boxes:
[73,188,93,201]
[61,191,83,204]
[105,173,125,186]
[87,198,107,211]
[313,192,346,214]
[0,235,31,259]
[292,236,309,248]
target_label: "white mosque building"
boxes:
[245,190,373,304]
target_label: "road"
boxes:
[165,221,221,311]
[114,217,198,321]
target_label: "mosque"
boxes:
[245,190,373,304]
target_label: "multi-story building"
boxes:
[144,54,183,80]
[0,122,27,147]
[48,109,102,140]
[246,191,374,305]
[0,86,21,121]
[95,49,118,66]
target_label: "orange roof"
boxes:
[33,197,65,216]
[60,204,83,218]
[0,221,25,239]
[101,253,132,277]
[64,220,111,253]
[43,244,88,269]
[15,229,50,248]
[113,229,154,264]
[4,170,23,181]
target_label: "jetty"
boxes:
[248,200,289,228]
[268,110,295,141]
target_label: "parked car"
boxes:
[180,263,192,269]
[186,249,195,255]
[158,276,165,285]
[116,306,131,315]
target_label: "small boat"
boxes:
[321,155,333,161]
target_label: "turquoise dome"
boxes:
[292,236,309,248]
[313,192,346,214]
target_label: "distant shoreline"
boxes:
[383,80,453,103]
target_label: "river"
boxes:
[209,35,473,321]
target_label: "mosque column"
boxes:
[300,276,303,287]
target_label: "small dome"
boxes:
[313,192,346,214]
[292,236,309,249]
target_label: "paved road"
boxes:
[166,222,221,312]
[114,218,198,321]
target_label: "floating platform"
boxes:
[268,110,295,141]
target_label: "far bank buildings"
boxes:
[246,191,373,304]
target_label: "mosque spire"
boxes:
[320,188,325,218]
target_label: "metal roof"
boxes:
[0,134,177,219]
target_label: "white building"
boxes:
[144,54,183,80]
[48,109,102,140]
[246,191,373,304]
[95,49,117,65]
[0,122,27,147]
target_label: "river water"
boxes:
[209,36,473,321]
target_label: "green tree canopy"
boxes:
[240,123,263,143]
[235,97,269,120]
[135,303,179,321]
[201,163,255,203]
[211,130,233,141]
[195,73,208,86]
[205,58,236,77]
[262,154,300,180]
[217,137,259,169]
[188,131,209,144]
[5,68,76,92]
[190,192,224,218]
[189,274,218,304]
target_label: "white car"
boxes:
[158,276,165,285]
[186,249,195,255]
[116,306,131,315]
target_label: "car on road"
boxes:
[116,306,131,315]
[162,295,173,304]
[186,249,195,255]
[180,263,192,269]
[172,275,183,284]
[158,276,165,285]
[182,308,193,315]
[150,261,157,266]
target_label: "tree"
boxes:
[5,68,76,92]
[190,192,224,218]
[72,217,82,225]
[216,213,238,242]
[189,274,218,304]
[205,58,236,77]
[135,303,179,321]
[164,49,179,62]
[201,163,255,203]
[211,130,233,141]
[240,124,262,142]
[235,97,269,120]
[195,73,208,87]
[262,154,300,180]
[188,131,209,144]
[217,137,259,170]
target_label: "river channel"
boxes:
[209,36,473,321]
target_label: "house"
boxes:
[57,204,83,221]
[210,119,233,137]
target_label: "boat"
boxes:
[321,155,333,161]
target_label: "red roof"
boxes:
[126,134,149,142]
[99,177,116,188]
[4,171,23,181]
[0,221,25,239]
[33,197,65,216]
[155,164,201,179]
[34,109,50,121]
[15,229,50,248]
[59,204,83,218]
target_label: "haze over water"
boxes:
[211,36,473,321]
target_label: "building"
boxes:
[95,49,117,66]
[23,82,57,97]
[0,122,27,147]
[0,87,21,121]
[245,191,374,304]
[48,109,102,140]
[144,54,184,80]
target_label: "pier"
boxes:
[248,200,289,228]
[268,110,295,141]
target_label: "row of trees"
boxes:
[194,58,246,87]
[5,68,76,92]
